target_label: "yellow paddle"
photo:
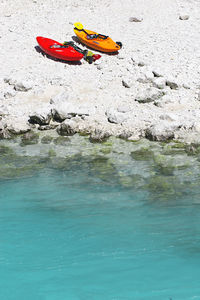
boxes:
[74,22,84,30]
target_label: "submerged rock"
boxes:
[53,136,70,145]
[20,131,39,146]
[130,147,154,161]
[41,135,53,144]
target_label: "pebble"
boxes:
[179,15,190,20]
[129,17,143,22]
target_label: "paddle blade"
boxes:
[74,22,83,30]
[93,54,101,61]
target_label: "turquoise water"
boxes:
[0,164,200,299]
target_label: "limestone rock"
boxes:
[106,108,128,124]
[52,103,95,122]
[0,121,11,139]
[4,86,17,98]
[89,129,111,143]
[152,68,164,77]
[179,15,189,20]
[122,77,134,88]
[4,77,33,91]
[196,91,200,101]
[135,88,164,103]
[117,105,131,113]
[57,119,78,136]
[50,91,69,104]
[153,77,166,89]
[159,113,179,122]
[166,78,179,90]
[6,118,31,135]
[129,17,143,22]
[145,123,180,141]
[20,131,39,145]
[29,107,52,125]
[138,61,145,67]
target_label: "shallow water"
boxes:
[0,164,200,300]
[1,137,200,299]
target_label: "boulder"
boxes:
[122,77,134,88]
[117,105,131,113]
[135,87,164,103]
[153,77,166,89]
[52,103,95,122]
[166,78,179,90]
[106,108,128,124]
[152,68,164,77]
[4,86,17,98]
[0,121,11,139]
[57,119,78,136]
[179,15,189,20]
[50,91,69,104]
[145,122,180,141]
[6,118,31,135]
[89,129,111,143]
[4,77,33,92]
[29,107,52,125]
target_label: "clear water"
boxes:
[0,165,200,300]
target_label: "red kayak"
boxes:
[36,36,84,61]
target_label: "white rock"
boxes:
[6,118,31,134]
[144,70,154,81]
[117,105,131,113]
[138,61,145,67]
[122,77,134,88]
[195,91,200,101]
[50,91,69,104]
[153,77,166,89]
[152,67,164,77]
[159,113,179,122]
[52,103,95,122]
[4,77,34,92]
[179,15,189,20]
[106,108,128,124]
[166,77,180,90]
[29,107,52,125]
[129,17,143,22]
[4,86,17,98]
[57,119,78,136]
[145,122,180,141]
[135,88,164,103]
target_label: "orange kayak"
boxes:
[74,28,122,53]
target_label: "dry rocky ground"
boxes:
[0,0,200,144]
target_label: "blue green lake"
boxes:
[0,136,200,299]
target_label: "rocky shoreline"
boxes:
[1,68,200,144]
